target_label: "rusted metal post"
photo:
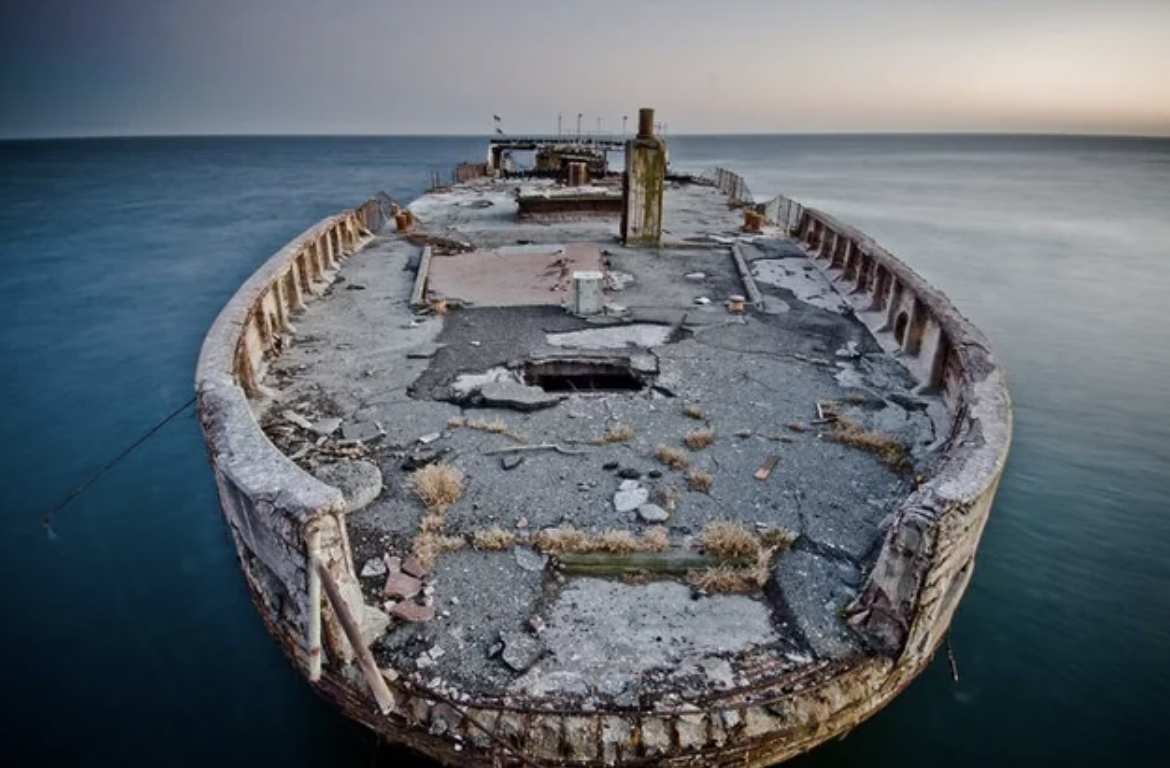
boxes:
[312,556,396,714]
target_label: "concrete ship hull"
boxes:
[196,149,1010,766]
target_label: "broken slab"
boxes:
[313,460,383,512]
[477,381,567,412]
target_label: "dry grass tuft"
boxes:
[409,463,464,513]
[683,404,704,420]
[641,526,670,553]
[595,529,641,554]
[688,543,781,593]
[471,526,517,551]
[419,513,446,534]
[684,428,716,450]
[532,526,589,555]
[447,416,465,429]
[655,484,680,512]
[788,421,807,433]
[844,391,868,404]
[596,423,635,444]
[687,565,757,594]
[687,467,713,493]
[656,445,690,470]
[412,532,466,570]
[759,525,798,550]
[829,416,912,471]
[467,418,507,433]
[701,519,759,558]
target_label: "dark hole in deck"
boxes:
[523,360,646,393]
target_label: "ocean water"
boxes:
[1,134,1167,767]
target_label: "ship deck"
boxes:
[257,178,939,707]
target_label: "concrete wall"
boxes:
[196,196,392,670]
[792,206,1013,661]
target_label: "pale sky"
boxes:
[1,0,1168,138]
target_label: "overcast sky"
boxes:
[1,0,1168,138]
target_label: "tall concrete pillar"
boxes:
[621,107,667,246]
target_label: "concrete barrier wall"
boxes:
[790,206,1013,662]
[196,196,393,669]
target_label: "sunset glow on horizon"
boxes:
[1,0,1167,138]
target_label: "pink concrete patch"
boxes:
[426,243,604,307]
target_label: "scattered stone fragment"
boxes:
[694,296,711,305]
[391,601,435,623]
[360,557,388,578]
[282,410,314,431]
[310,417,342,436]
[418,432,442,444]
[648,469,663,479]
[402,555,427,579]
[501,455,525,471]
[685,272,706,281]
[478,381,566,412]
[514,547,548,573]
[345,283,367,290]
[617,467,642,480]
[618,479,640,492]
[528,615,546,634]
[499,631,544,673]
[614,484,650,513]
[312,460,383,512]
[384,571,423,600]
[637,504,670,523]
[602,461,620,471]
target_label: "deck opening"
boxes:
[523,360,646,393]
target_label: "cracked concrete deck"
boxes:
[257,179,941,707]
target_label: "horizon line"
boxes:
[2,129,1169,142]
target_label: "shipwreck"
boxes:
[196,108,1011,767]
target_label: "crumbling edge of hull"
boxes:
[194,189,1012,767]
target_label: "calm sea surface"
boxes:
[1,135,1167,767]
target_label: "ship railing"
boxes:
[196,191,400,706]
[702,166,755,207]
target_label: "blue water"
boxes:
[2,135,1167,767]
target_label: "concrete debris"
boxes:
[282,410,314,431]
[312,460,383,512]
[637,504,670,523]
[310,417,342,436]
[391,601,435,623]
[477,381,566,412]
[384,571,423,600]
[360,557,389,578]
[407,344,444,359]
[499,631,544,673]
[341,421,385,442]
[402,555,427,579]
[614,483,650,513]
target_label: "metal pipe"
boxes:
[312,556,396,714]
[307,528,323,682]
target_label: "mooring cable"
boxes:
[41,395,198,539]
